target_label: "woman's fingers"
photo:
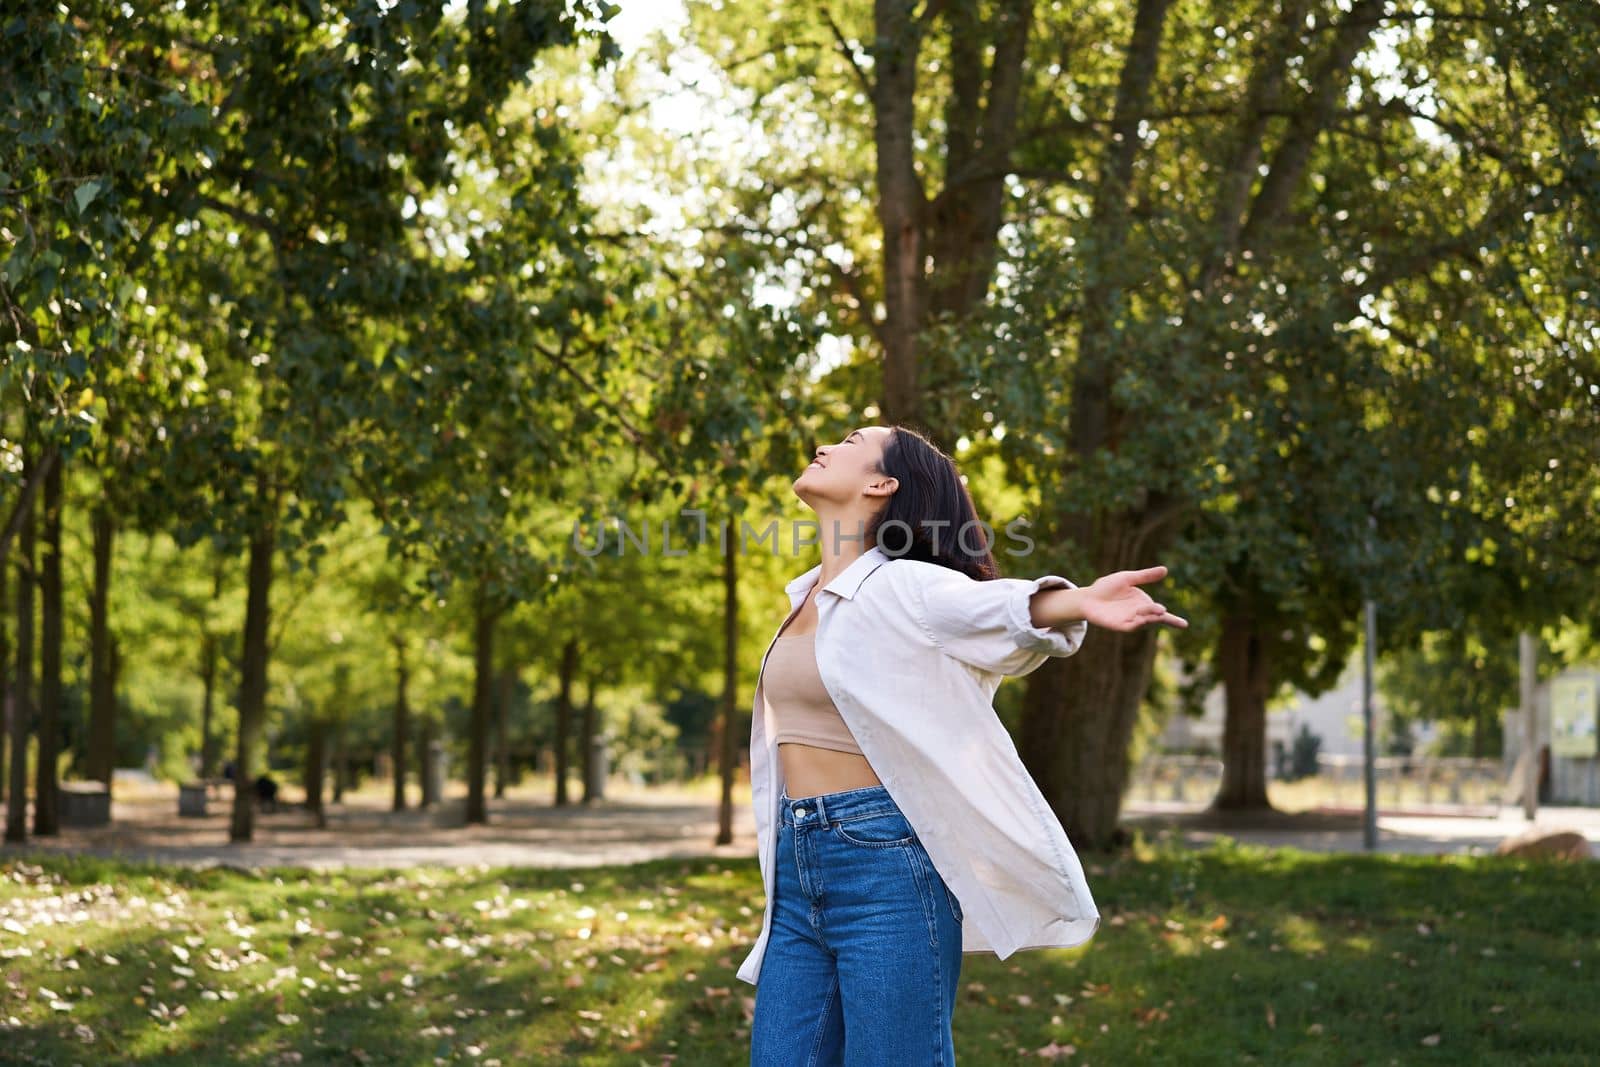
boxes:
[1119,565,1168,585]
[1130,603,1187,629]
[1087,568,1184,629]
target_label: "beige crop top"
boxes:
[763,632,863,756]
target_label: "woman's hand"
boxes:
[1079,565,1188,631]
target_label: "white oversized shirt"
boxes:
[736,543,1101,986]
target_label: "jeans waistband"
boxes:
[778,783,898,828]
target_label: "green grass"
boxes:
[1,836,1595,1065]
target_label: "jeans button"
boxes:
[795,807,807,818]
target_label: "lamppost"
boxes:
[1362,512,1378,851]
[1520,632,1539,820]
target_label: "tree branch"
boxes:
[196,192,287,245]
[1198,0,1310,291]
[820,7,873,95]
[1237,0,1385,252]
[0,445,60,568]
[527,336,666,469]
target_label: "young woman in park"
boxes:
[741,423,1187,1066]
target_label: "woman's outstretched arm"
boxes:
[1030,564,1188,632]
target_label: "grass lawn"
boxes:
[1,835,1595,1065]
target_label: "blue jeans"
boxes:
[749,783,964,1066]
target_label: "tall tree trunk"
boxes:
[198,557,224,781]
[580,675,598,804]
[34,459,62,835]
[871,0,931,427]
[553,637,577,807]
[1188,1,1383,820]
[1213,613,1274,810]
[716,527,739,845]
[419,716,438,807]
[86,507,117,789]
[1022,0,1178,852]
[392,636,409,811]
[198,635,217,780]
[494,665,514,800]
[927,0,1032,319]
[862,1,1041,441]
[6,460,36,844]
[229,485,276,843]
[1021,608,1167,851]
[465,584,495,824]
[331,715,346,804]
[1,553,8,802]
[1071,0,1174,462]
[304,715,327,829]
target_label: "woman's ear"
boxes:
[866,476,899,498]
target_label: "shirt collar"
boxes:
[784,543,891,602]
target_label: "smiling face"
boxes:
[792,425,898,515]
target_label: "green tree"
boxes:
[97,1,622,841]
[680,0,1600,846]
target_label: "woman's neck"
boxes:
[811,510,874,590]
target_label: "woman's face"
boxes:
[792,425,896,510]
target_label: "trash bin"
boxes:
[61,781,111,827]
[179,781,209,817]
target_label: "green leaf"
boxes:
[73,179,101,214]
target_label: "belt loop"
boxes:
[814,792,828,826]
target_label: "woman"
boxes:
[743,424,1187,1067]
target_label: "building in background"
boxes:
[1159,653,1433,769]
[1503,666,1600,806]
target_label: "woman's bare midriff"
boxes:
[774,587,883,799]
[779,741,883,799]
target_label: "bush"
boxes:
[1288,724,1322,781]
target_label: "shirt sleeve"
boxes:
[909,565,1089,677]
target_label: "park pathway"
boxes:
[1122,799,1600,856]
[0,779,758,872]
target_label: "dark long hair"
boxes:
[864,426,999,581]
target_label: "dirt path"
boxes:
[5,783,1593,872]
[0,781,759,873]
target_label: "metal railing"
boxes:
[1127,753,1505,808]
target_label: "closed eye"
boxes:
[819,429,864,452]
